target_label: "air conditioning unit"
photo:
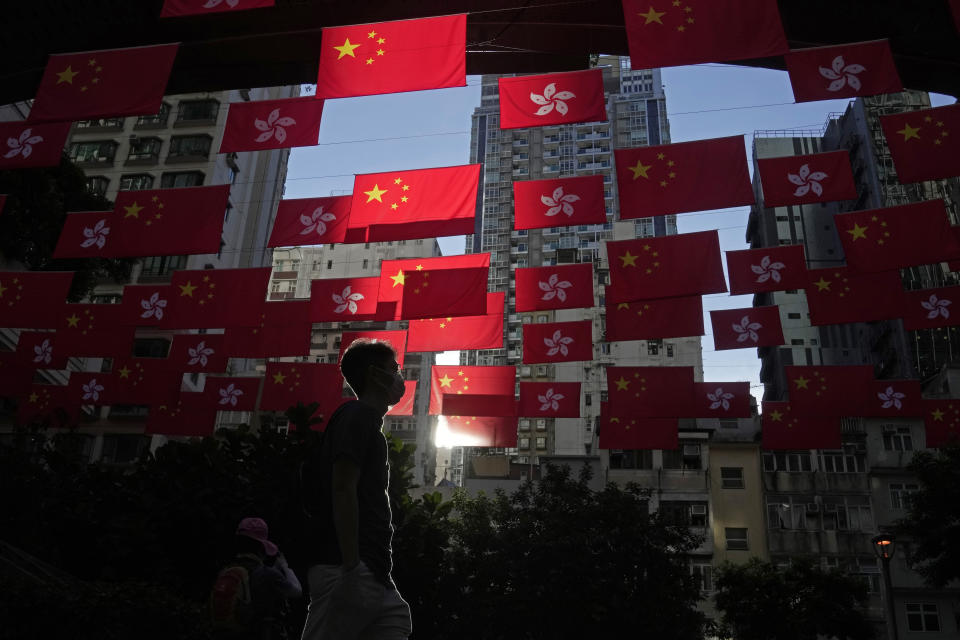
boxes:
[690,504,707,516]
[683,444,701,457]
[806,503,820,513]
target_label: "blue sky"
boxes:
[285,67,955,394]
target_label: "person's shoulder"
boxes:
[329,400,380,428]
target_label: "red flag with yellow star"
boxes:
[757,150,857,207]
[28,43,179,123]
[57,303,133,358]
[441,394,517,417]
[316,14,466,99]
[923,399,960,448]
[604,295,703,341]
[607,366,695,417]
[339,329,408,367]
[109,357,182,406]
[224,300,312,357]
[310,276,381,322]
[513,175,606,231]
[761,401,841,450]
[0,121,71,169]
[692,382,752,418]
[598,413,678,450]
[399,267,488,320]
[260,362,343,413]
[0,271,73,329]
[499,68,607,130]
[267,196,352,248]
[407,292,504,352]
[145,394,217,437]
[784,365,873,417]
[803,267,905,326]
[836,200,960,273]
[515,263,594,312]
[386,381,417,417]
[522,320,593,364]
[428,365,515,415]
[607,230,726,303]
[220,96,324,153]
[440,415,518,448]
[710,306,784,351]
[161,267,270,329]
[903,286,960,331]
[161,0,275,19]
[880,103,960,183]
[726,245,808,295]
[16,384,75,427]
[614,136,753,218]
[622,0,787,69]
[377,253,490,320]
[348,164,480,242]
[109,185,231,257]
[785,40,902,103]
[518,382,581,419]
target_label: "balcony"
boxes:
[577,147,610,155]
[576,131,610,141]
[543,165,560,173]
[578,161,610,170]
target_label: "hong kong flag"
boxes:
[119,284,174,326]
[339,330,408,367]
[518,382,581,418]
[598,413,678,450]
[804,267,905,326]
[400,267,488,320]
[221,96,324,153]
[513,175,606,231]
[146,396,217,437]
[441,394,516,418]
[160,267,270,329]
[757,150,857,207]
[499,68,606,130]
[880,103,960,183]
[316,14,466,99]
[786,40,903,103]
[0,121,71,169]
[522,320,593,364]
[268,196,351,248]
[762,402,841,450]
[407,292,504,353]
[691,382,752,418]
[378,253,490,320]
[785,365,874,417]
[710,306,784,351]
[607,230,726,302]
[29,43,179,122]
[622,0,787,69]
[428,365,515,415]
[607,366,695,416]
[0,271,73,330]
[224,300,312,358]
[348,165,480,242]
[199,376,262,412]
[923,400,960,448]
[386,381,417,417]
[161,0,275,17]
[310,277,380,322]
[604,295,703,342]
[903,286,960,331]
[441,415,518,448]
[515,263,594,312]
[863,379,923,417]
[57,304,134,358]
[53,211,113,259]
[726,245,807,296]
[66,372,115,408]
[260,362,342,414]
[16,332,65,370]
[166,333,228,373]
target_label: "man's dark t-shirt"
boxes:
[307,400,393,584]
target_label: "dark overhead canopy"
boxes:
[0,0,957,107]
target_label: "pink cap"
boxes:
[236,517,278,556]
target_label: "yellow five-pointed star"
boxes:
[56,65,78,84]
[931,408,945,421]
[272,372,287,384]
[619,251,639,267]
[439,374,454,388]
[897,123,921,141]
[617,303,630,310]
[118,366,131,379]
[614,376,630,391]
[813,277,831,292]
[390,270,405,287]
[639,7,666,24]
[629,159,652,180]
[66,314,80,328]
[768,409,783,422]
[334,38,361,59]
[846,223,868,241]
[28,392,39,403]
[794,376,810,390]
[123,202,144,218]
[179,281,198,297]
[364,184,388,203]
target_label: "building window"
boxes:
[69,140,117,164]
[519,437,530,450]
[818,447,866,473]
[362,259,369,269]
[906,603,940,632]
[119,174,154,191]
[139,254,187,278]
[691,564,713,593]
[85,176,109,195]
[889,482,919,510]
[665,344,674,357]
[536,314,548,323]
[762,451,813,472]
[168,134,213,160]
[127,137,163,162]
[662,444,701,470]
[132,337,170,358]
[100,434,149,464]
[600,343,611,355]
[720,467,744,489]
[75,117,124,129]
[609,449,653,469]
[519,419,530,431]
[176,99,219,123]
[725,527,749,551]
[535,437,546,450]
[136,103,171,128]
[326,260,333,269]
[535,419,546,431]
[647,339,661,356]
[584,394,592,406]
[882,426,913,451]
[161,171,204,188]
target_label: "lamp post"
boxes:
[872,533,899,640]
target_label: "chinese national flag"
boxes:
[0,271,73,329]
[923,400,960,448]
[863,379,923,417]
[160,0,274,17]
[691,382,752,418]
[199,376,263,412]
[400,267,488,320]
[316,14,466,99]
[518,382,581,418]
[407,292,504,352]
[161,268,270,329]
[0,350,33,398]
[804,267,905,326]
[785,40,903,103]
[605,295,703,341]
[837,200,960,273]
[499,68,606,130]
[784,365,874,417]
[348,165,480,242]
[29,44,179,122]
[378,253,490,320]
[109,185,231,257]
[119,284,175,326]
[762,402,841,450]
[757,150,858,207]
[607,366,695,416]
[310,276,380,322]
[339,330,408,367]
[146,396,217,437]
[441,394,517,417]
[598,414,678,450]
[903,286,960,331]
[110,357,182,406]
[16,332,65,370]
[880,103,960,183]
[515,263,594,312]
[607,230,726,302]
[17,384,75,427]
[52,211,113,259]
[513,175,606,231]
[386,381,417,417]
[166,333,228,373]
[428,365,515,415]
[615,136,753,218]
[57,304,133,358]
[726,245,807,296]
[710,306,784,351]
[0,121,71,169]
[522,320,593,364]
[220,96,324,153]
[268,196,351,248]
[224,300,312,358]
[622,0,787,68]
[440,415,518,448]
[260,362,343,414]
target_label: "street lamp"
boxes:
[872,533,899,640]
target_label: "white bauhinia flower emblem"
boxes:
[751,255,785,284]
[538,388,565,412]
[333,286,364,314]
[544,330,573,357]
[921,294,951,320]
[819,55,866,92]
[80,219,110,249]
[878,386,906,410]
[787,164,828,198]
[732,315,763,343]
[4,128,43,159]
[82,378,104,402]
[204,0,239,8]
[299,206,337,237]
[187,341,215,366]
[707,387,735,411]
[254,108,296,143]
[530,83,576,117]
[541,186,580,217]
[33,339,53,365]
[140,292,168,320]
[218,383,244,407]
[539,273,573,302]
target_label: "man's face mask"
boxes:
[373,362,406,405]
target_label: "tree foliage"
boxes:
[713,558,874,640]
